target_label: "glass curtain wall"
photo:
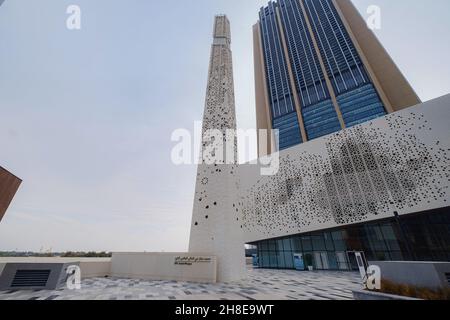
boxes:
[253,208,450,270]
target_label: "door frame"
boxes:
[346,251,368,271]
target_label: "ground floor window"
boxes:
[250,207,450,270]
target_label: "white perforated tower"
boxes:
[189,15,246,283]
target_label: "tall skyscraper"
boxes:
[254,0,421,155]
[189,16,246,282]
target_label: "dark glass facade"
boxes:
[258,0,388,150]
[259,2,303,150]
[278,0,341,140]
[303,0,387,128]
[250,207,450,270]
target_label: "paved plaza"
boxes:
[0,268,362,300]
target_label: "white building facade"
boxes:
[239,95,450,270]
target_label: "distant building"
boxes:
[0,166,22,222]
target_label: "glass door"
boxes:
[314,252,323,269]
[336,251,350,270]
[314,252,330,270]
[320,252,330,269]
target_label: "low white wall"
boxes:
[79,260,111,279]
[111,253,217,283]
[370,261,450,289]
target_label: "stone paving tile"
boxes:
[0,268,362,301]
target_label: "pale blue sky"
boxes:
[0,0,449,252]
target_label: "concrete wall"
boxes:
[253,22,274,157]
[189,16,246,283]
[371,261,450,289]
[0,257,111,280]
[0,255,218,284]
[0,262,77,290]
[79,260,110,279]
[111,253,217,284]
[353,289,421,301]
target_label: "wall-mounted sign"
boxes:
[174,256,212,266]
